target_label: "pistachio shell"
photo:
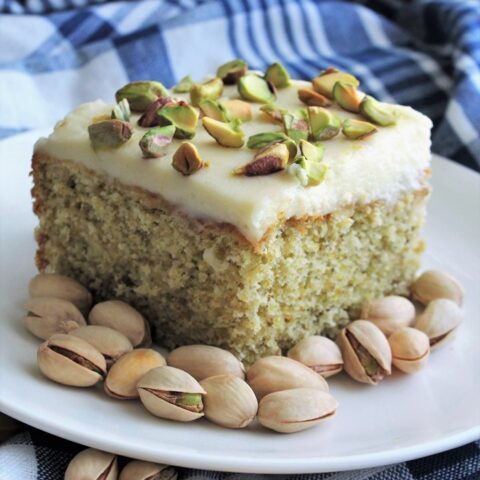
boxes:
[265,62,290,88]
[238,74,276,103]
[200,374,258,429]
[308,106,341,141]
[119,461,177,480]
[411,270,464,306]
[190,77,224,107]
[29,273,92,314]
[246,355,329,400]
[37,334,106,387]
[360,95,398,126]
[115,81,168,112]
[415,298,464,349]
[216,59,247,84]
[65,448,118,480]
[202,117,245,148]
[312,70,359,98]
[137,366,206,422]
[220,99,252,121]
[361,296,416,336]
[298,88,331,107]
[388,327,430,373]
[105,348,166,399]
[287,336,343,378]
[258,388,338,433]
[332,81,363,112]
[172,141,204,176]
[167,345,245,381]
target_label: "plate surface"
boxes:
[1,130,479,474]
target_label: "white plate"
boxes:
[1,130,479,474]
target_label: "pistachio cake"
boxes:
[31,62,432,363]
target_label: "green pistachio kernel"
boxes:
[265,62,291,88]
[199,99,230,122]
[299,139,325,163]
[312,69,359,99]
[287,162,309,186]
[190,77,224,107]
[259,103,286,123]
[342,118,378,139]
[238,74,276,103]
[332,81,362,113]
[360,95,398,126]
[172,75,194,93]
[111,98,131,122]
[298,156,329,186]
[88,119,133,150]
[172,142,204,176]
[216,59,248,84]
[202,117,245,148]
[298,88,332,107]
[282,113,309,142]
[284,138,298,163]
[308,106,341,141]
[139,125,175,158]
[246,131,288,149]
[115,81,169,112]
[176,393,203,412]
[234,141,290,176]
[220,99,253,122]
[157,103,199,139]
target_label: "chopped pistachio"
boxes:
[265,62,290,88]
[308,107,341,140]
[332,81,362,113]
[172,75,194,93]
[246,131,288,150]
[312,70,359,99]
[234,142,290,176]
[259,104,286,123]
[297,156,329,186]
[202,117,245,148]
[298,88,331,107]
[342,118,378,139]
[139,125,175,158]
[220,99,253,122]
[138,97,175,128]
[282,113,309,142]
[199,99,230,122]
[287,163,309,186]
[216,59,248,84]
[190,77,224,107]
[172,142,204,175]
[115,81,168,112]
[88,120,133,150]
[238,74,276,103]
[360,96,398,126]
[284,138,298,163]
[157,103,199,139]
[299,139,325,163]
[111,98,131,122]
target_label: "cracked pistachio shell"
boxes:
[139,125,175,158]
[120,460,177,480]
[337,320,392,385]
[342,118,377,140]
[220,99,252,121]
[411,270,464,306]
[172,141,204,176]
[246,355,329,400]
[157,103,199,139]
[388,327,430,373]
[238,74,276,103]
[298,88,331,107]
[282,113,309,142]
[89,300,151,347]
[24,297,86,340]
[415,298,464,350]
[172,75,194,93]
[200,374,258,429]
[312,69,359,98]
[167,345,245,381]
[70,325,133,366]
[88,119,133,150]
[115,81,168,112]
[234,141,290,176]
[190,77,224,107]
[29,273,92,314]
[308,106,341,141]
[65,448,118,480]
[258,388,338,434]
[105,348,166,399]
[216,59,248,84]
[361,296,416,336]
[360,95,398,126]
[199,99,230,122]
[202,117,245,148]
[111,98,131,122]
[332,81,363,113]
[265,62,291,88]
[137,366,206,422]
[246,131,288,150]
[37,334,106,387]
[287,336,343,378]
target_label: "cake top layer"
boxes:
[35,64,432,246]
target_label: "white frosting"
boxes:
[35,81,432,244]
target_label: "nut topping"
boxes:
[298,88,331,107]
[111,98,131,122]
[199,99,230,122]
[332,81,363,113]
[172,75,194,93]
[139,125,175,158]
[115,81,169,112]
[172,142,205,176]
[190,77,224,107]
[220,99,253,121]
[246,131,288,150]
[360,95,398,126]
[157,103,199,139]
[238,74,276,103]
[234,141,290,177]
[342,118,378,140]
[202,117,245,148]
[88,119,133,150]
[282,113,309,142]
[312,69,359,98]
[308,107,341,141]
[265,62,291,88]
[216,59,248,84]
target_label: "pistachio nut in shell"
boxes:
[29,273,92,314]
[220,99,252,121]
[167,344,245,381]
[246,355,328,400]
[238,74,276,103]
[137,366,206,422]
[216,59,248,84]
[234,141,290,177]
[89,300,151,347]
[37,334,106,387]
[411,270,464,306]
[190,77,224,107]
[360,95,398,126]
[119,460,177,480]
[388,327,430,373]
[298,88,331,107]
[361,295,416,336]
[105,348,166,399]
[24,297,86,340]
[202,117,245,148]
[415,298,464,349]
[70,325,133,366]
[265,62,291,88]
[115,80,168,112]
[337,320,392,385]
[342,118,377,140]
[258,388,338,434]
[200,374,257,428]
[65,448,118,480]
[287,336,343,378]
[172,142,205,176]
[312,69,359,98]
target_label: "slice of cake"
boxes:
[31,63,432,363]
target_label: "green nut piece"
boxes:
[172,75,194,93]
[88,120,133,150]
[220,99,253,122]
[199,99,230,122]
[172,142,204,176]
[333,81,362,113]
[360,96,398,126]
[202,117,245,148]
[157,103,199,139]
[259,104,286,123]
[312,69,359,99]
[299,139,325,163]
[139,125,175,158]
[284,138,298,163]
[238,74,276,103]
[234,142,290,176]
[342,118,378,139]
[298,156,329,186]
[190,77,224,107]
[246,131,288,150]
[308,107,341,141]
[282,113,309,142]
[115,81,168,112]
[111,98,131,122]
[265,62,291,88]
[298,88,332,107]
[216,59,248,84]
